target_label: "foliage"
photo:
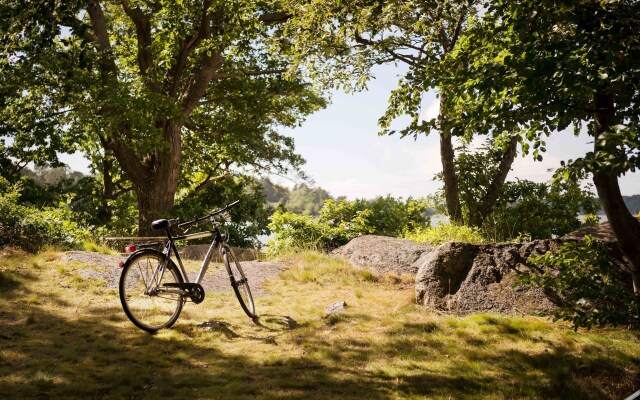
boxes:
[434,139,600,241]
[405,223,486,246]
[266,200,372,256]
[582,213,600,227]
[0,182,87,252]
[483,179,600,242]
[350,196,431,236]
[520,236,640,329]
[172,176,272,249]
[266,196,432,256]
[281,0,479,136]
[262,179,333,216]
[444,0,640,171]
[1,0,326,232]
[441,0,640,280]
[285,184,333,216]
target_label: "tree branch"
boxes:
[168,0,216,103]
[434,4,451,52]
[189,163,226,194]
[87,1,113,55]
[121,0,159,91]
[97,133,147,186]
[181,51,223,116]
[450,2,472,48]
[259,12,291,24]
[469,135,519,227]
[86,0,121,85]
[212,68,288,80]
[355,32,417,66]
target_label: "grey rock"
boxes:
[324,301,348,317]
[332,235,434,275]
[415,240,563,314]
[562,216,640,242]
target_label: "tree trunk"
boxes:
[106,123,182,236]
[136,123,182,236]
[135,180,177,236]
[439,96,463,224]
[468,136,519,227]
[592,92,640,293]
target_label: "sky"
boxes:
[61,63,640,199]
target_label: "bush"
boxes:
[483,179,600,241]
[266,196,433,257]
[0,185,87,252]
[404,224,487,245]
[266,200,372,257]
[519,236,639,329]
[350,196,431,236]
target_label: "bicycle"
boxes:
[118,200,256,332]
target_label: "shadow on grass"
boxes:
[0,256,638,400]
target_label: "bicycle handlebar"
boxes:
[177,200,241,228]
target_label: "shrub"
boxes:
[404,224,487,245]
[349,196,431,237]
[482,179,600,241]
[266,196,432,257]
[0,187,87,252]
[519,236,639,329]
[581,213,600,227]
[266,200,372,257]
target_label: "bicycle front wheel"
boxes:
[119,249,184,332]
[223,246,256,319]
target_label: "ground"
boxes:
[0,248,638,399]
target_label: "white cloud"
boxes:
[419,98,440,122]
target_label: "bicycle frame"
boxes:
[147,222,226,296]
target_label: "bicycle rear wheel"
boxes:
[223,246,256,319]
[119,249,184,332]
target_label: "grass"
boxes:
[405,224,488,245]
[82,241,119,255]
[0,249,639,399]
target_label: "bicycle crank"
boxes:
[162,282,206,304]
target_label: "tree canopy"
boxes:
[1,0,325,233]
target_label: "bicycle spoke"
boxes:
[120,251,183,332]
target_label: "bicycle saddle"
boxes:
[151,219,171,230]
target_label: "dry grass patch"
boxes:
[0,250,638,399]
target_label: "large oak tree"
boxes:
[1,0,324,234]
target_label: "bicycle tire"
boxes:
[119,249,185,332]
[223,246,256,319]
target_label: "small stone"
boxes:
[324,301,348,317]
[198,321,226,331]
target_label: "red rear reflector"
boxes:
[124,245,137,253]
[118,261,124,268]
